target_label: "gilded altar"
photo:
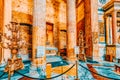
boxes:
[46,47,58,56]
[106,45,116,62]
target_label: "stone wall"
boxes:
[47,0,67,49]
[77,0,99,60]
[76,1,84,23]
[59,1,67,49]
[12,0,33,24]
[76,0,85,46]
[12,0,33,61]
[84,0,93,59]
[81,0,100,61]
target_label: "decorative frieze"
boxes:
[12,11,33,24]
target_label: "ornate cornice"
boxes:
[103,0,120,12]
[102,0,114,11]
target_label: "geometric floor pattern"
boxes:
[0,56,120,80]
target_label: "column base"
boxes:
[29,65,40,77]
[67,56,77,63]
[0,60,6,67]
[32,58,46,67]
[46,63,52,78]
[30,62,46,79]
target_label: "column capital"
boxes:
[112,10,117,15]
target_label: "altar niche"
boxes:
[46,22,54,47]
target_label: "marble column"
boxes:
[112,11,117,45]
[0,0,4,65]
[105,15,109,44]
[85,0,99,61]
[53,1,60,49]
[3,0,12,62]
[91,0,99,61]
[67,0,77,60]
[32,0,46,65]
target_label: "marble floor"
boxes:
[0,56,120,80]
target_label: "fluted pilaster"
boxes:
[112,11,117,45]
[3,0,12,62]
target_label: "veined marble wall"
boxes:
[12,0,33,61]
[76,1,84,23]
[76,0,85,52]
[84,0,93,59]
[46,0,67,49]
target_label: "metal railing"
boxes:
[0,61,120,80]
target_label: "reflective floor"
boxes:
[0,56,120,80]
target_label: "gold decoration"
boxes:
[0,21,27,80]
[106,45,116,62]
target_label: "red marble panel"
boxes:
[84,0,93,58]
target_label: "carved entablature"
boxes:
[103,0,120,45]
[106,45,116,62]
